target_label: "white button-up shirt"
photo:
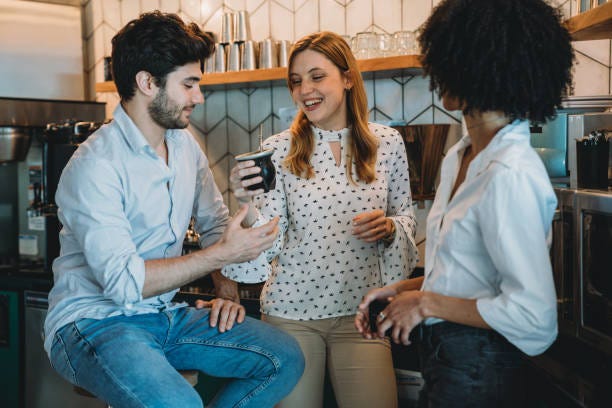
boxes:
[423,120,558,356]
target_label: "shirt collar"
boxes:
[311,125,351,142]
[461,119,530,176]
[112,104,184,156]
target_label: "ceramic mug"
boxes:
[235,148,276,192]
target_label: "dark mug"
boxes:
[369,299,392,337]
[235,148,276,193]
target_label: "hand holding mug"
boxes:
[230,160,263,204]
[232,148,276,204]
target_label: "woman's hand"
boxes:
[195,297,246,333]
[230,160,264,204]
[376,290,427,346]
[352,209,394,243]
[355,285,398,338]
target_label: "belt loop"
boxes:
[410,323,424,344]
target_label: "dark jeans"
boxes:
[416,322,526,408]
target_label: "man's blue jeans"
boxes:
[49,307,305,408]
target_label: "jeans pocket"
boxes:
[50,333,77,384]
[480,340,523,369]
[432,332,481,370]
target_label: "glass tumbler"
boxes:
[354,32,377,59]
[393,31,416,55]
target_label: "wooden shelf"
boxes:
[95,54,422,93]
[565,2,612,41]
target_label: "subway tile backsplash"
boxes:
[86,0,609,214]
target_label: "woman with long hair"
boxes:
[223,31,418,407]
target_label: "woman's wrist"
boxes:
[240,203,259,228]
[381,218,396,245]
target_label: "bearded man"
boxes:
[44,11,304,408]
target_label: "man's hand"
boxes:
[216,204,279,265]
[195,298,246,332]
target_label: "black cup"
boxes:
[235,148,276,192]
[576,137,609,190]
[369,299,392,337]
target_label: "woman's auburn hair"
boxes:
[284,31,377,184]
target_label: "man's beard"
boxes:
[148,88,190,129]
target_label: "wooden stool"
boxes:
[73,370,199,400]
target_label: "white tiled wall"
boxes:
[82,0,612,267]
[87,0,464,206]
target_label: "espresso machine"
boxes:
[40,120,100,271]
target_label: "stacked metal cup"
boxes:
[228,42,242,72]
[220,12,234,45]
[241,40,257,70]
[259,38,277,69]
[234,11,250,43]
[278,40,291,67]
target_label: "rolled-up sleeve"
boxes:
[476,170,558,356]
[192,147,230,249]
[57,157,144,305]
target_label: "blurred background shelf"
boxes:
[566,1,612,41]
[95,54,423,92]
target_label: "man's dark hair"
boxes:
[111,11,215,101]
[418,0,574,123]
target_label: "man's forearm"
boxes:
[422,292,491,329]
[142,243,228,298]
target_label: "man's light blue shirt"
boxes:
[44,104,229,354]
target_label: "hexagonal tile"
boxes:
[226,89,250,128]
[180,0,202,21]
[102,0,121,31]
[320,0,346,34]
[206,119,229,164]
[121,0,140,25]
[160,0,181,13]
[372,77,403,120]
[573,52,609,96]
[249,2,270,40]
[271,2,293,41]
[295,0,319,40]
[249,88,273,127]
[402,0,431,31]
[373,0,400,34]
[574,39,611,67]
[227,119,251,156]
[203,90,227,129]
[402,76,433,123]
[347,0,372,35]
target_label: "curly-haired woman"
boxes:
[355,0,574,406]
